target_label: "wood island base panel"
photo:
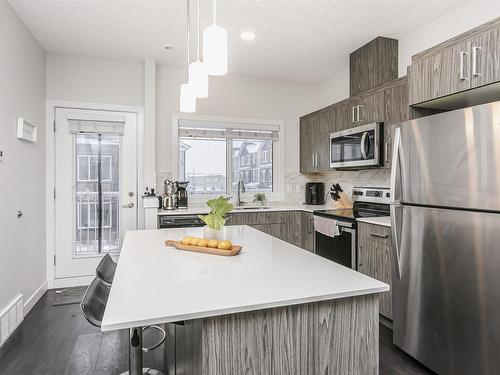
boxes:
[164,294,379,375]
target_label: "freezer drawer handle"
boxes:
[370,232,388,238]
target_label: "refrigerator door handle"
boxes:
[390,203,402,279]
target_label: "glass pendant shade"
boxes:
[203,23,228,76]
[179,83,196,113]
[189,60,209,98]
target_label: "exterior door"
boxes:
[54,107,138,280]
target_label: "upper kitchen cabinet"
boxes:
[409,17,500,106]
[299,107,334,173]
[350,37,398,96]
[383,77,409,169]
[348,89,385,128]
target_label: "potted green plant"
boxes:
[198,196,234,240]
[253,192,267,206]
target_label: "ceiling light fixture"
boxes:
[240,31,255,41]
[180,0,196,113]
[203,0,228,76]
[189,0,209,98]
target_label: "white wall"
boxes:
[155,66,314,176]
[0,2,47,314]
[46,54,144,106]
[398,0,500,76]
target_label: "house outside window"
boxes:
[174,116,283,200]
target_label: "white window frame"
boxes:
[172,113,285,203]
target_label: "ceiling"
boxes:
[8,0,466,83]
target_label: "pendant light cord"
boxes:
[197,0,200,60]
[186,0,190,75]
[213,0,216,24]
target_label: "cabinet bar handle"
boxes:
[312,153,315,169]
[472,46,481,76]
[384,142,389,163]
[459,51,469,80]
[352,106,356,123]
[370,232,389,238]
[357,105,362,122]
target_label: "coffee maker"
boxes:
[163,180,178,210]
[176,181,189,209]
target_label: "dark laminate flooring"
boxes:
[0,290,433,375]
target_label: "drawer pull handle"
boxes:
[370,232,389,238]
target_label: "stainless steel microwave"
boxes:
[330,122,383,169]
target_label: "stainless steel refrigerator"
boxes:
[390,101,500,375]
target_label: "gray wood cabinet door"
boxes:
[299,115,315,173]
[313,109,333,171]
[300,212,315,252]
[349,90,385,127]
[383,77,409,169]
[409,40,472,105]
[471,27,500,89]
[357,222,392,320]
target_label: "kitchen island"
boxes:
[102,225,388,375]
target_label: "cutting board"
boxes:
[165,240,242,256]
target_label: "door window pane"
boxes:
[179,138,227,194]
[75,133,120,256]
[232,140,273,192]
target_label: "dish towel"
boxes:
[314,216,340,238]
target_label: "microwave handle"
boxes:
[360,131,368,159]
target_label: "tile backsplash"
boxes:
[284,169,391,204]
[155,169,390,204]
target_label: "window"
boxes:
[176,118,281,198]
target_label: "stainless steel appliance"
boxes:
[391,101,500,375]
[176,181,189,209]
[313,187,390,268]
[330,122,383,169]
[158,215,205,228]
[305,182,325,205]
[163,180,177,210]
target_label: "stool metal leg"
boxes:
[119,326,165,375]
[130,327,143,375]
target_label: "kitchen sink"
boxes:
[233,206,271,210]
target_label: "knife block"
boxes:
[332,191,353,209]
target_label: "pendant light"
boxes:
[203,0,228,76]
[180,0,196,113]
[189,0,209,98]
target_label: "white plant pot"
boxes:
[203,226,224,240]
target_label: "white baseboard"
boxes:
[24,281,48,317]
[54,275,93,289]
[0,294,24,347]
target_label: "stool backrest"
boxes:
[96,253,117,284]
[80,277,111,327]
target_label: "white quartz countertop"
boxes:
[157,203,333,216]
[357,216,391,227]
[101,226,389,332]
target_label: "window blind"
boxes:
[67,113,126,135]
[178,127,279,141]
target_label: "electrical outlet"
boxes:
[295,184,301,192]
[286,184,292,193]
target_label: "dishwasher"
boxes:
[158,215,205,228]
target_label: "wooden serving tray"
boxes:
[165,240,242,256]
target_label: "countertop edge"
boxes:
[101,284,389,332]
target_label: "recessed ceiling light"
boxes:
[240,31,255,41]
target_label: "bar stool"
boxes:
[95,253,117,284]
[81,277,166,375]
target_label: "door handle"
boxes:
[360,131,368,160]
[459,51,469,80]
[472,46,481,76]
[123,202,134,208]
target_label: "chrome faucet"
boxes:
[237,179,246,206]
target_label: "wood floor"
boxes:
[0,290,434,375]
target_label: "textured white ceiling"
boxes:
[8,0,466,83]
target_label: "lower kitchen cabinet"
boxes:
[227,211,313,252]
[357,222,393,320]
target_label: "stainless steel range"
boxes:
[313,187,390,269]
